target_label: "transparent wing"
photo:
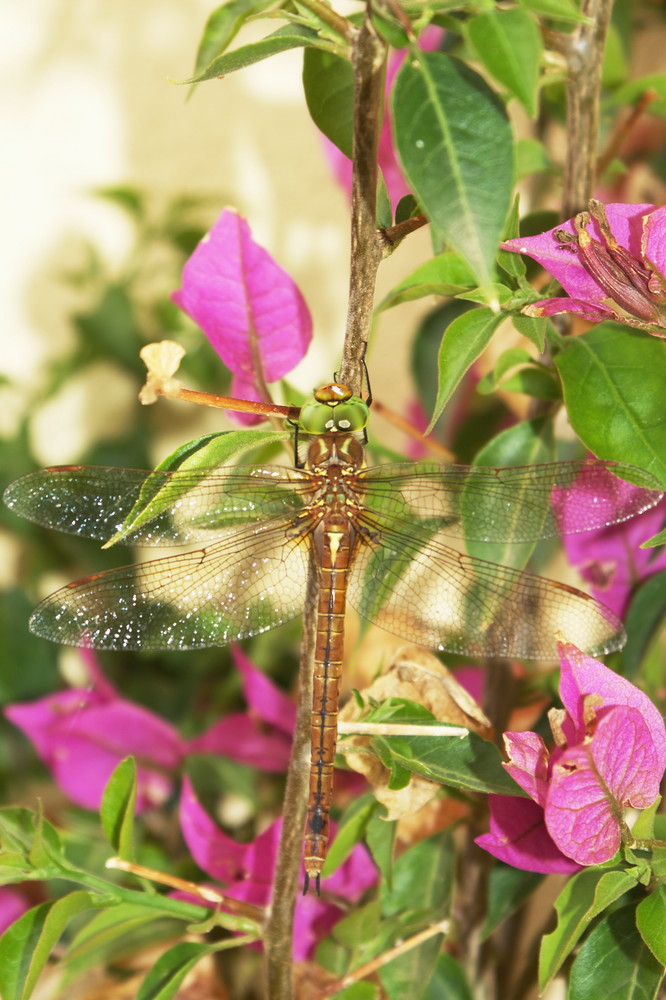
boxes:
[357,460,663,543]
[29,514,313,650]
[4,464,316,546]
[347,512,623,660]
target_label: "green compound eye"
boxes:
[299,394,369,434]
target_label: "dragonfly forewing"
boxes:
[358,460,663,544]
[3,465,315,546]
[28,515,312,650]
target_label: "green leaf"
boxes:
[569,904,665,1000]
[642,528,666,548]
[62,903,175,979]
[423,952,474,1000]
[483,865,544,938]
[105,429,289,545]
[631,796,661,841]
[636,887,666,965]
[191,0,275,78]
[517,0,587,22]
[0,892,97,1000]
[392,51,513,296]
[554,324,666,486]
[477,349,559,400]
[513,313,548,351]
[375,731,523,797]
[332,984,379,1000]
[158,428,290,473]
[178,24,326,83]
[622,572,666,679]
[365,809,396,889]
[323,796,377,877]
[135,940,238,1000]
[0,807,65,871]
[379,834,453,999]
[100,757,137,861]
[466,9,542,117]
[430,307,507,429]
[303,48,353,157]
[376,253,477,311]
[539,868,638,992]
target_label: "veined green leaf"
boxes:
[100,757,137,861]
[555,324,666,486]
[105,429,289,545]
[376,253,477,311]
[466,8,542,118]
[636,886,666,965]
[392,51,513,296]
[374,731,523,797]
[191,0,276,79]
[0,892,97,1000]
[569,905,664,1000]
[539,868,638,992]
[303,48,353,157]
[430,307,506,429]
[178,24,328,83]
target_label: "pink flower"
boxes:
[502,200,666,335]
[188,646,295,772]
[4,649,296,811]
[4,652,185,812]
[476,641,666,872]
[561,489,666,617]
[172,209,312,423]
[179,777,377,960]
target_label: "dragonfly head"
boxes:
[299,383,369,435]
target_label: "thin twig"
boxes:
[263,567,319,1000]
[561,0,614,218]
[381,213,429,246]
[337,7,388,394]
[105,857,264,925]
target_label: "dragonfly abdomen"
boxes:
[303,515,354,890]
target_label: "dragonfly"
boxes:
[4,382,664,890]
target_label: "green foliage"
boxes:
[392,51,514,296]
[569,904,665,1000]
[555,324,666,484]
[466,8,543,117]
[4,2,666,998]
[539,868,641,991]
[100,758,138,861]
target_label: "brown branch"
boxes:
[263,567,319,999]
[381,213,428,247]
[561,0,613,219]
[337,7,388,394]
